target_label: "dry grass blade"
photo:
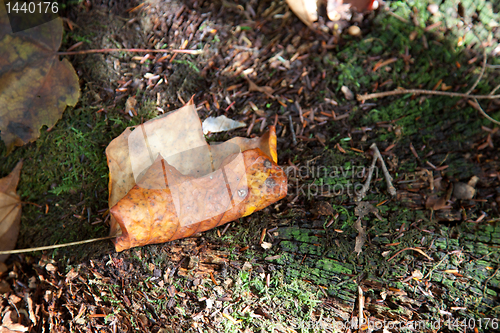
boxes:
[388,247,433,262]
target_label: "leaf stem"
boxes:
[0,236,115,255]
[57,48,202,56]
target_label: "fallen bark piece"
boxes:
[111,148,287,251]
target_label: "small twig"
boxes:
[357,144,397,201]
[423,253,449,280]
[220,223,231,237]
[473,98,500,125]
[358,285,364,330]
[387,11,409,24]
[356,150,378,201]
[58,48,202,56]
[489,83,500,96]
[371,144,397,197]
[357,89,500,102]
[21,201,42,208]
[466,48,487,95]
[0,236,115,255]
[288,114,297,145]
[482,266,500,302]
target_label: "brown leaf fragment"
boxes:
[1,311,28,332]
[316,201,334,216]
[247,78,274,98]
[425,195,451,210]
[0,280,10,293]
[0,161,23,262]
[0,7,80,154]
[354,201,383,254]
[354,201,379,219]
[354,217,366,255]
[315,133,326,146]
[125,96,137,117]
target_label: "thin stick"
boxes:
[473,98,500,125]
[423,253,449,280]
[288,115,297,145]
[371,144,397,196]
[387,11,409,24]
[356,151,377,201]
[358,285,364,330]
[482,266,500,303]
[466,48,487,95]
[21,201,42,208]
[58,48,203,56]
[490,83,500,96]
[0,236,115,255]
[357,89,500,102]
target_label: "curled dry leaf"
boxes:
[0,161,23,262]
[286,0,318,26]
[202,115,246,135]
[106,100,287,251]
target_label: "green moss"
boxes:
[0,96,161,258]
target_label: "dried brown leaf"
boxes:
[354,217,366,255]
[0,161,22,262]
[425,195,451,210]
[286,0,318,26]
[106,101,286,251]
[0,7,80,154]
[247,78,275,98]
[111,149,287,251]
[1,310,28,332]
